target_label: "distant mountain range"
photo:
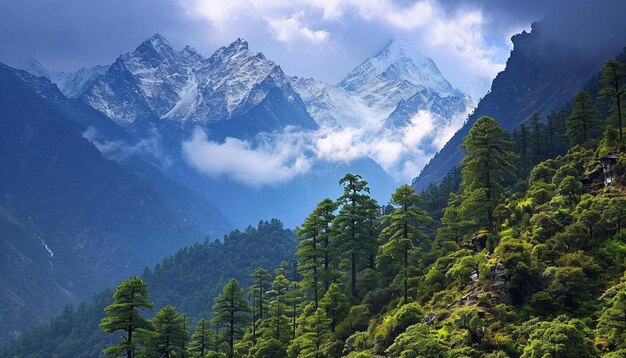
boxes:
[13,34,471,227]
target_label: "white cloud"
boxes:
[267,12,329,45]
[179,102,471,187]
[178,0,509,97]
[182,128,312,187]
[82,127,174,167]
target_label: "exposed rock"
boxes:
[423,311,438,325]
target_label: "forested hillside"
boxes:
[3,220,295,357]
[4,41,626,358]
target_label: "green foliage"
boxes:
[379,184,432,303]
[188,319,215,358]
[296,198,337,308]
[252,338,287,358]
[332,174,380,298]
[566,91,603,147]
[100,276,154,358]
[212,279,250,357]
[140,306,188,358]
[385,324,447,358]
[599,60,626,149]
[521,316,597,358]
[460,116,516,231]
[319,283,350,332]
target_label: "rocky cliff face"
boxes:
[412,16,626,192]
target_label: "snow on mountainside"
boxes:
[15,58,108,98]
[290,38,472,132]
[290,76,377,128]
[339,38,466,114]
[81,34,314,133]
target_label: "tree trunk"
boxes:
[351,251,357,298]
[404,246,408,304]
[313,234,319,309]
[229,294,235,358]
[127,327,133,358]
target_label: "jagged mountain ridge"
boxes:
[291,38,471,130]
[81,34,316,138]
[412,17,626,192]
[16,57,108,98]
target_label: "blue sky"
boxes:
[0,0,559,99]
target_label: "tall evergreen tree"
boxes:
[379,184,432,303]
[212,279,250,358]
[600,60,626,149]
[299,308,332,358]
[297,202,328,309]
[264,267,292,344]
[319,283,349,331]
[100,276,154,358]
[188,319,214,358]
[517,123,530,178]
[566,91,602,146]
[251,268,270,320]
[315,199,338,292]
[332,174,379,298]
[460,116,516,231]
[141,306,188,358]
[529,113,544,162]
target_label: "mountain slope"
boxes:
[291,39,471,130]
[413,13,626,191]
[339,38,464,114]
[0,63,228,344]
[16,57,108,98]
[3,220,296,357]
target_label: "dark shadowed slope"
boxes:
[413,2,626,191]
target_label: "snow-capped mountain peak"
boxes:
[80,35,315,132]
[337,38,463,115]
[17,58,51,78]
[180,45,203,64]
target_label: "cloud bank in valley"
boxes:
[182,107,470,187]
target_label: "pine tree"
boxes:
[379,184,432,303]
[212,279,250,358]
[297,206,323,310]
[315,199,338,292]
[142,306,188,358]
[599,60,626,149]
[460,116,516,231]
[100,276,154,358]
[188,319,215,358]
[529,113,544,162]
[566,91,602,146]
[299,308,332,358]
[516,123,530,178]
[251,268,270,320]
[332,174,379,298]
[319,283,349,331]
[263,266,292,344]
